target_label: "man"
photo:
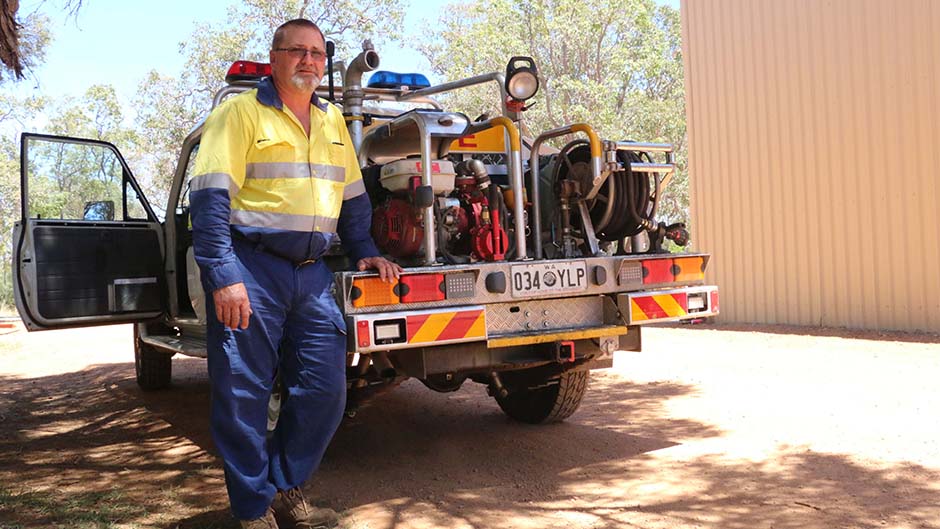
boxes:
[189,18,401,529]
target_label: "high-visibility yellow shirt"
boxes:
[190,77,378,291]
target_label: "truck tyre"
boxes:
[134,327,172,390]
[496,370,589,424]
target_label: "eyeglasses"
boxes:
[273,48,326,61]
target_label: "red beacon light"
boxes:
[225,61,271,83]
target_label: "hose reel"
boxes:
[552,140,657,243]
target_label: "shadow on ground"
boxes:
[0,356,937,528]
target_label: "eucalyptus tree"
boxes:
[133,0,407,199]
[420,0,689,224]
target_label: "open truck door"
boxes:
[13,133,166,331]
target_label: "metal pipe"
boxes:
[357,130,376,168]
[613,141,674,153]
[489,371,508,398]
[650,173,662,227]
[570,124,606,201]
[616,141,675,189]
[465,117,526,260]
[509,147,526,259]
[398,72,512,117]
[317,87,443,109]
[355,111,437,262]
[417,119,437,264]
[466,159,488,184]
[663,150,675,189]
[629,163,675,173]
[342,43,381,151]
[212,83,252,108]
[528,122,605,259]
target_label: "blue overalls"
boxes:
[189,77,379,520]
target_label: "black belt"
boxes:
[232,232,318,267]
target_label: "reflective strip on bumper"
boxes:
[351,306,487,353]
[623,286,719,324]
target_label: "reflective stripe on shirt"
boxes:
[230,209,340,233]
[245,162,346,183]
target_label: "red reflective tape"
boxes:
[672,292,689,312]
[436,310,482,341]
[632,295,669,320]
[406,313,431,341]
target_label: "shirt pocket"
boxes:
[327,141,347,169]
[251,126,296,162]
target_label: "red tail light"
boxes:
[641,258,675,284]
[399,274,446,303]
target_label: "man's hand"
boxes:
[213,282,252,330]
[357,256,403,283]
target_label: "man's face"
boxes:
[269,26,326,92]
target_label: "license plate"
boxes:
[510,261,588,297]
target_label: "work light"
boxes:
[505,56,539,101]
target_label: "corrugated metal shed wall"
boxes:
[681,0,940,331]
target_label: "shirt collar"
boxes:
[255,77,328,113]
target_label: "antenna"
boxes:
[326,41,336,101]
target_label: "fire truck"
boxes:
[12,43,718,424]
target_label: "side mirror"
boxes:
[83,200,115,221]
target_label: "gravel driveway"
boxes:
[1,321,938,528]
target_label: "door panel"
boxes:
[14,133,166,330]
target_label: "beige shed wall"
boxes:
[681,0,940,331]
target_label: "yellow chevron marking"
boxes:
[466,311,487,338]
[410,311,456,343]
[631,300,650,322]
[654,294,687,317]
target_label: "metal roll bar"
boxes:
[464,117,526,260]
[528,123,606,259]
[612,141,676,189]
[398,73,513,118]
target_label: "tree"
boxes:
[133,0,407,203]
[420,0,689,225]
[0,94,45,309]
[0,0,83,81]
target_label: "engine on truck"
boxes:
[369,158,512,264]
[364,144,690,266]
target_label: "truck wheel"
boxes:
[496,370,589,424]
[134,327,172,390]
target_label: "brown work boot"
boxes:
[239,506,279,529]
[272,487,339,529]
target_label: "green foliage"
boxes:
[0,94,49,310]
[0,0,410,309]
[1,11,52,82]
[421,0,689,224]
[133,0,408,196]
[0,87,137,309]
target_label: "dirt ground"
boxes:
[2,321,940,529]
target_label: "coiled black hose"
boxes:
[552,142,657,242]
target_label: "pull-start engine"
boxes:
[370,158,509,263]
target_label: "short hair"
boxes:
[271,19,325,49]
